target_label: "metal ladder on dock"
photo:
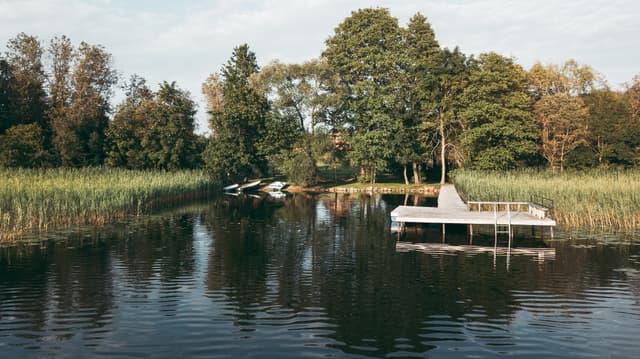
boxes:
[493,203,513,248]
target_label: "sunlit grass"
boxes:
[452,169,640,230]
[0,167,213,241]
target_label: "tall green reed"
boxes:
[0,167,214,241]
[452,169,640,230]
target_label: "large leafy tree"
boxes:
[432,47,468,183]
[47,35,74,164]
[528,60,597,169]
[204,44,269,184]
[251,58,339,185]
[252,58,336,134]
[107,78,199,170]
[401,12,441,184]
[4,33,48,131]
[0,123,46,167]
[583,89,638,166]
[105,75,153,168]
[323,8,405,183]
[141,81,199,170]
[56,42,117,166]
[459,52,538,170]
[534,93,589,171]
[0,57,16,134]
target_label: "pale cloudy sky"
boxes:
[1,0,638,132]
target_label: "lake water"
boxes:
[1,193,639,358]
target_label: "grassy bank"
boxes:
[452,169,640,230]
[0,168,213,241]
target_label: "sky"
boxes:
[1,0,638,133]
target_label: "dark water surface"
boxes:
[1,193,639,358]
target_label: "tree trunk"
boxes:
[412,162,421,184]
[403,164,409,185]
[440,115,446,185]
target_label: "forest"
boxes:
[2,8,640,186]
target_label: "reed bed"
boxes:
[452,169,640,230]
[0,167,214,241]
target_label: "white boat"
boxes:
[238,180,261,192]
[268,181,287,191]
[268,191,287,199]
[223,183,239,192]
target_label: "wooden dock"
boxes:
[390,184,556,239]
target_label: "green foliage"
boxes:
[459,52,538,170]
[252,58,336,133]
[323,8,406,183]
[0,123,46,167]
[50,41,118,167]
[278,147,316,186]
[583,89,639,166]
[107,78,199,170]
[0,58,16,134]
[105,75,152,168]
[400,13,441,182]
[205,44,269,184]
[4,33,48,131]
[142,81,199,170]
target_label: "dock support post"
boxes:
[442,223,446,243]
[550,226,554,239]
[469,224,473,245]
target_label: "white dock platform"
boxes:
[390,184,556,237]
[390,205,556,227]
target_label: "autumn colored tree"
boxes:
[528,59,596,98]
[625,75,640,120]
[534,93,589,171]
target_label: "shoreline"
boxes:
[282,184,440,195]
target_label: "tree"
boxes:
[0,57,16,134]
[250,59,339,184]
[105,75,153,168]
[4,33,48,131]
[141,81,199,170]
[528,59,596,98]
[583,89,636,166]
[204,44,269,184]
[459,52,538,170]
[323,8,405,183]
[47,35,75,165]
[432,47,468,183]
[252,58,336,135]
[625,75,640,120]
[401,12,441,184]
[0,123,46,167]
[534,93,589,171]
[59,42,117,166]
